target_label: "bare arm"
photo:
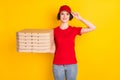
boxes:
[50,41,55,54]
[50,30,55,54]
[71,12,96,34]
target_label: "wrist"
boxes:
[78,17,83,21]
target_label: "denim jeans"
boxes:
[52,64,78,80]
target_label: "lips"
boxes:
[63,18,68,20]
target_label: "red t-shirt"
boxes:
[53,26,82,65]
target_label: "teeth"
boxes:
[16,29,54,53]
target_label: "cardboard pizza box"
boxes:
[16,29,54,53]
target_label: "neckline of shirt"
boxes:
[59,26,71,31]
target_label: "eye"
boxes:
[66,13,69,15]
[61,13,64,15]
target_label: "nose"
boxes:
[63,14,67,18]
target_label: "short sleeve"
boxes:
[73,27,82,36]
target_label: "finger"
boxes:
[71,12,77,14]
[71,12,76,17]
[72,12,77,16]
[71,12,75,15]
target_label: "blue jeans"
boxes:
[52,64,78,80]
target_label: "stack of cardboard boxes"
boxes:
[16,29,53,53]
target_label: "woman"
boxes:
[50,5,96,80]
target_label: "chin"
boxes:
[61,20,69,23]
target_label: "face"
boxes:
[60,11,70,23]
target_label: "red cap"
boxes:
[59,5,71,13]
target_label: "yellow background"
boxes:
[0,0,120,80]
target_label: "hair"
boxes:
[57,12,73,20]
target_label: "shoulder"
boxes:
[70,26,82,30]
[53,26,60,34]
[54,26,59,30]
[70,26,83,35]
